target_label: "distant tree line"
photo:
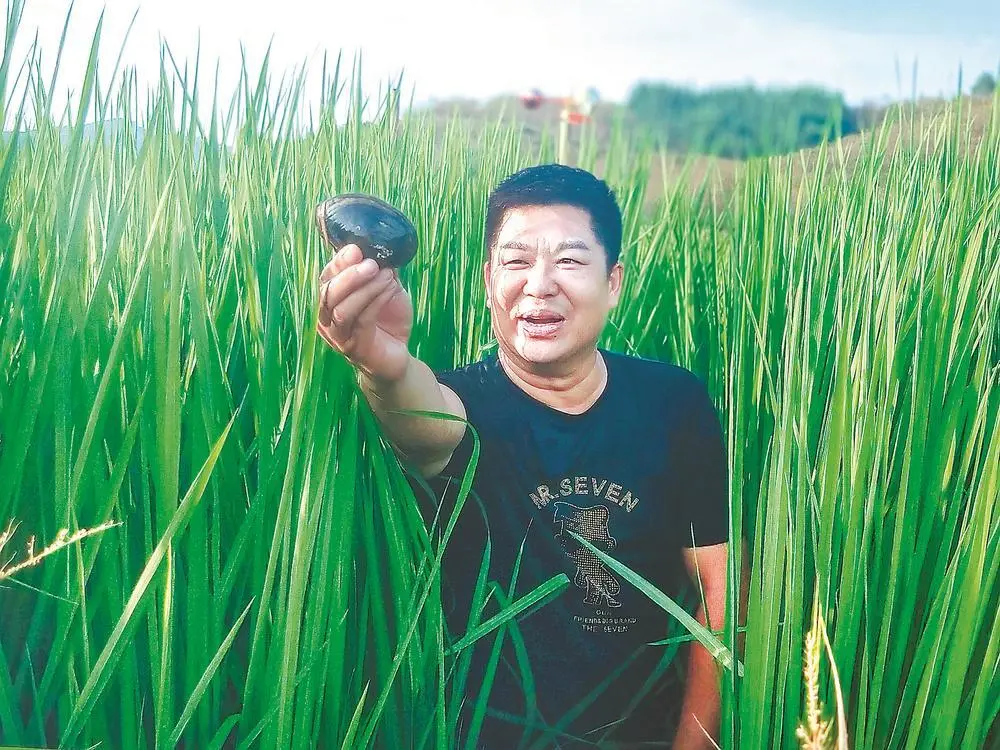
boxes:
[623,70,998,159]
[971,71,996,97]
[624,82,860,159]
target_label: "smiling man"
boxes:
[317,164,732,748]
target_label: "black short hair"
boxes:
[484,164,622,271]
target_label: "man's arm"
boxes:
[315,242,466,478]
[672,541,731,750]
[356,354,467,478]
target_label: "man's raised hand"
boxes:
[317,243,414,384]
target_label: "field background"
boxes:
[1,5,999,749]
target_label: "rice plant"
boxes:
[1,2,998,748]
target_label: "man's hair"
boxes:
[484,164,622,270]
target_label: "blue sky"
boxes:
[742,0,999,37]
[9,0,999,124]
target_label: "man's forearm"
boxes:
[674,541,746,749]
[672,604,722,749]
[357,353,466,468]
[673,615,721,748]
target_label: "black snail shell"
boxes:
[315,193,418,269]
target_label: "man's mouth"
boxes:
[517,312,566,338]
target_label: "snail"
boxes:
[315,193,418,269]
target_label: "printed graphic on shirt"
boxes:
[530,476,641,513]
[553,502,622,608]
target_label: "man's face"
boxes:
[483,204,623,368]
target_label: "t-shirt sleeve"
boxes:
[673,373,730,548]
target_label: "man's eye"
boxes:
[503,259,528,267]
[558,257,581,265]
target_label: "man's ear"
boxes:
[608,261,624,307]
[483,259,492,309]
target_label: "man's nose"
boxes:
[523,259,557,296]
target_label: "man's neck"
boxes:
[497,347,607,415]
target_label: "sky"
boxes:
[7,0,999,124]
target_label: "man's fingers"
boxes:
[330,268,394,327]
[355,280,402,330]
[316,317,340,350]
[320,259,337,284]
[319,244,364,287]
[317,267,393,341]
[318,280,335,327]
[332,243,363,273]
[319,257,379,318]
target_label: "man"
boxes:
[317,164,731,748]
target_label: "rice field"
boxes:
[1,4,999,749]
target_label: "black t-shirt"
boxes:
[416,347,729,748]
